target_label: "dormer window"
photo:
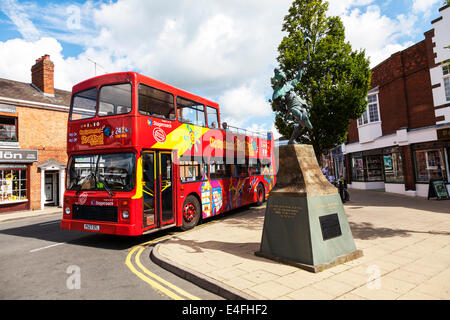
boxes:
[358,89,380,126]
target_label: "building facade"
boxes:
[343,4,450,197]
[0,55,70,213]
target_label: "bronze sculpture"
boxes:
[272,34,313,145]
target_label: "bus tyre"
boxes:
[256,183,265,206]
[181,195,201,231]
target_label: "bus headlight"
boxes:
[65,207,71,215]
[122,210,129,219]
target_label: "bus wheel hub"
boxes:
[183,203,196,222]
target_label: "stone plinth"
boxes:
[255,144,362,273]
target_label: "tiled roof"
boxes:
[0,77,71,107]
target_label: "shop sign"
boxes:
[437,128,450,140]
[0,149,38,163]
[0,104,16,113]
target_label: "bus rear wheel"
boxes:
[256,183,265,206]
[181,195,201,231]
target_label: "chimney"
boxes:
[31,54,54,95]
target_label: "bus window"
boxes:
[98,83,132,117]
[249,158,261,176]
[70,87,97,121]
[177,97,206,127]
[207,106,219,129]
[210,159,228,180]
[237,163,248,177]
[138,84,175,120]
[179,159,206,182]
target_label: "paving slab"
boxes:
[152,189,450,300]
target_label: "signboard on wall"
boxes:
[0,149,38,163]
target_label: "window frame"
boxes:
[98,82,133,118]
[443,64,450,102]
[206,106,219,129]
[176,96,206,128]
[358,91,381,127]
[0,116,18,143]
[138,83,176,121]
[69,86,98,121]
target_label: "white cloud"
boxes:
[218,85,271,122]
[340,5,418,66]
[412,0,442,14]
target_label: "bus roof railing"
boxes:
[226,125,270,139]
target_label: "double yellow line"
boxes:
[125,233,200,300]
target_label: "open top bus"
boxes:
[61,72,276,236]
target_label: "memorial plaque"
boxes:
[319,213,342,240]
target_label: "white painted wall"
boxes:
[345,126,437,154]
[433,7,450,65]
[348,181,385,190]
[358,122,383,144]
[385,183,406,195]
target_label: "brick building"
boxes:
[342,4,450,197]
[0,55,70,213]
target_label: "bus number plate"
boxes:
[84,224,100,231]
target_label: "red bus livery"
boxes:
[61,72,275,236]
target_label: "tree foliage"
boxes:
[272,0,371,159]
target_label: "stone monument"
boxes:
[255,144,363,272]
[255,29,362,272]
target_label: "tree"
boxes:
[271,0,371,161]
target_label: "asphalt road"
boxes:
[0,213,221,300]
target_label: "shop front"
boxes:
[348,146,406,192]
[0,149,38,213]
[412,130,450,197]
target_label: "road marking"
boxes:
[39,221,60,226]
[30,242,66,253]
[125,232,201,300]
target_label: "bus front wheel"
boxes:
[256,183,265,206]
[181,195,201,231]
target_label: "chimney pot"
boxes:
[31,54,54,95]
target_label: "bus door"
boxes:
[142,151,174,229]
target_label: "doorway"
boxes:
[44,171,59,206]
[142,151,174,229]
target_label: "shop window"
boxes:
[0,116,18,142]
[351,155,365,182]
[414,149,447,183]
[365,155,383,181]
[383,152,404,183]
[0,169,27,203]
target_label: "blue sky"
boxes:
[0,0,446,137]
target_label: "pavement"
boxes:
[151,189,450,300]
[0,206,62,223]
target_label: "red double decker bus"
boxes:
[60,72,275,236]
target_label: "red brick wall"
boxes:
[346,38,435,143]
[17,106,68,210]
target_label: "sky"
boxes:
[0,0,446,139]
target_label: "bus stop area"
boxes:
[151,189,450,300]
